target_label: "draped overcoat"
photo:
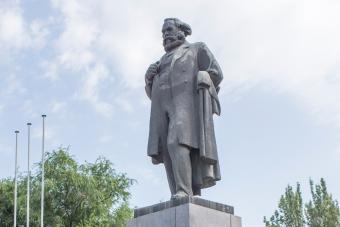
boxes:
[145,41,223,195]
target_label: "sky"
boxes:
[1,0,340,226]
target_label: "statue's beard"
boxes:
[163,33,185,52]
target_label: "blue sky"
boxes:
[1,0,340,226]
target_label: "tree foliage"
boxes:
[264,183,304,227]
[305,179,340,227]
[264,179,340,227]
[0,148,133,227]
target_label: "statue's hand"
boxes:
[152,157,160,164]
[145,62,159,84]
[197,71,212,89]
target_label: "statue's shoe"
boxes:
[171,191,190,200]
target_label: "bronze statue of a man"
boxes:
[145,18,223,199]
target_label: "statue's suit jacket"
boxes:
[145,41,223,195]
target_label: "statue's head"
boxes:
[162,18,192,52]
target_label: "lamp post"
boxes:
[27,123,32,227]
[41,115,46,227]
[14,130,19,227]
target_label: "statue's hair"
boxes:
[164,18,192,36]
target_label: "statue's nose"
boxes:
[164,30,171,36]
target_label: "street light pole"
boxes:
[14,130,19,227]
[41,115,46,227]
[27,123,32,227]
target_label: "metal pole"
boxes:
[26,123,31,227]
[14,130,19,227]
[41,115,46,227]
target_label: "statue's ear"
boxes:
[197,47,211,71]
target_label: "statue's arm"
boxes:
[197,42,223,91]
[145,62,159,99]
[145,77,152,100]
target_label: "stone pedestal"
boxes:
[126,197,242,227]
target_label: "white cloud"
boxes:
[0,1,28,50]
[0,1,49,53]
[29,19,50,50]
[50,0,98,72]
[74,63,114,117]
[216,0,340,127]
[50,101,68,119]
[2,74,26,97]
[51,101,66,113]
[31,122,57,145]
[43,0,340,127]
[114,97,134,113]
[40,60,59,81]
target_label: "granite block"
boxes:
[126,198,241,227]
[231,215,242,227]
[134,197,234,218]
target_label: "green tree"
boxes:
[264,178,340,227]
[0,178,15,226]
[264,183,304,227]
[0,148,133,227]
[306,179,340,227]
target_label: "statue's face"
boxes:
[162,21,180,46]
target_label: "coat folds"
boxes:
[145,41,223,195]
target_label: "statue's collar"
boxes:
[177,41,190,51]
[170,42,190,67]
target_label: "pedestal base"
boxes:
[126,197,242,227]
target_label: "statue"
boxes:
[145,18,223,199]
